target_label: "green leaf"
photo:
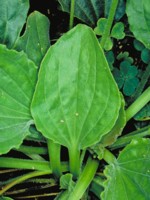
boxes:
[58,0,104,26]
[133,39,145,51]
[111,22,125,39]
[15,11,50,66]
[31,24,121,152]
[141,48,150,64]
[101,138,150,200]
[0,45,37,154]
[101,94,126,147]
[94,18,107,36]
[0,0,29,48]
[126,0,150,49]
[60,174,75,191]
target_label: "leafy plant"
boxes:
[0,0,150,199]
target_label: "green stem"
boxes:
[103,148,116,164]
[110,125,150,149]
[68,157,99,200]
[0,157,68,172]
[126,86,150,121]
[69,0,75,29]
[47,139,62,178]
[90,176,104,198]
[100,0,119,48]
[15,145,47,155]
[0,171,50,195]
[69,146,80,179]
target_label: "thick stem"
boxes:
[69,0,75,29]
[68,157,99,200]
[15,145,47,155]
[69,145,80,179]
[0,171,50,195]
[126,86,150,121]
[47,139,62,178]
[100,0,119,48]
[103,148,116,164]
[0,157,68,172]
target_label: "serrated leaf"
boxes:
[0,45,37,154]
[101,138,150,200]
[111,22,125,39]
[0,0,29,48]
[31,25,121,153]
[58,0,104,26]
[126,0,150,49]
[15,11,50,66]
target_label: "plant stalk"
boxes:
[103,148,116,164]
[0,171,50,195]
[0,157,68,172]
[68,157,99,200]
[47,139,62,178]
[69,146,80,179]
[69,0,75,29]
[126,86,150,121]
[100,0,119,48]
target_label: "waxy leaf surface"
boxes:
[31,25,121,150]
[0,0,29,48]
[102,138,150,200]
[16,11,50,66]
[126,0,150,49]
[0,45,37,154]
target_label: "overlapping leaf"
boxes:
[101,138,150,200]
[31,25,121,152]
[0,0,29,48]
[126,0,150,49]
[16,11,50,66]
[0,45,37,154]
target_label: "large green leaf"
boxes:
[58,0,104,26]
[101,138,150,200]
[31,24,121,151]
[126,0,150,49]
[0,0,29,48]
[15,11,50,66]
[0,45,37,154]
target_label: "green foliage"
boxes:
[134,39,150,64]
[102,138,150,200]
[15,11,50,66]
[0,45,37,154]
[31,24,121,153]
[94,18,125,50]
[113,61,139,96]
[126,0,150,49]
[0,0,29,48]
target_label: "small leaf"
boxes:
[103,37,113,51]
[60,174,75,191]
[15,11,50,66]
[101,138,150,200]
[0,0,29,48]
[111,22,125,39]
[58,0,104,26]
[31,25,121,153]
[126,0,150,49]
[141,48,150,64]
[0,45,37,154]
[94,18,107,36]
[133,39,145,51]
